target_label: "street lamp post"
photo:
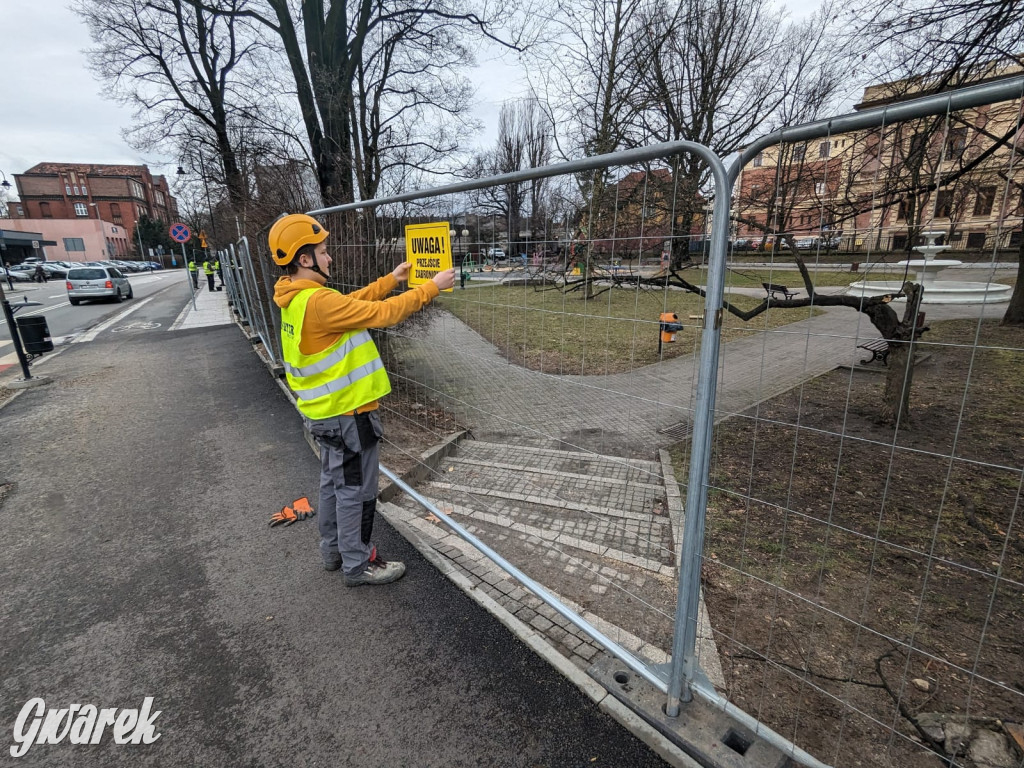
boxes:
[1,171,13,289]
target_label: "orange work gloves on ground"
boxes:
[292,497,314,518]
[269,497,316,527]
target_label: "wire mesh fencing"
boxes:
[237,75,1024,768]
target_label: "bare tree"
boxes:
[235,0,521,208]
[76,0,265,217]
[637,0,850,267]
[470,99,552,254]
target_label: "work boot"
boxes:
[322,555,342,572]
[344,552,406,587]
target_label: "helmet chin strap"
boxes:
[307,252,330,281]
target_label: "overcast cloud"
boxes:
[0,0,821,193]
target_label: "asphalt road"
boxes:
[0,310,667,766]
[0,269,192,357]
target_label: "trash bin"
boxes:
[16,315,54,355]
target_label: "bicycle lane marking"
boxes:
[73,297,157,343]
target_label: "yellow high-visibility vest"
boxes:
[280,287,391,419]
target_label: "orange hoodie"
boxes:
[273,274,440,412]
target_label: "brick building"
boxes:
[8,163,178,253]
[734,66,1024,253]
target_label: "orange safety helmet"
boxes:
[268,213,330,266]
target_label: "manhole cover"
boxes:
[658,421,693,440]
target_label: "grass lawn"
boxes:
[437,282,820,375]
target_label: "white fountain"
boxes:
[848,231,1012,304]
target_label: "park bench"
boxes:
[762,282,798,300]
[857,337,890,366]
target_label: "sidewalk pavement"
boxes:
[0,318,668,767]
[396,291,1009,456]
[169,280,233,330]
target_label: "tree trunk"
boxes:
[1000,235,1024,326]
[878,282,924,424]
[879,341,915,424]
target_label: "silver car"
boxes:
[66,266,134,305]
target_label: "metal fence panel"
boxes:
[241,75,1024,767]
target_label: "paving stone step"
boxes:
[406,500,680,605]
[448,457,665,491]
[427,481,664,524]
[420,484,675,564]
[440,461,666,516]
[456,440,662,485]
[425,499,676,572]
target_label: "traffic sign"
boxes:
[169,222,192,243]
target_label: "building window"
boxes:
[63,237,86,252]
[815,181,826,195]
[16,205,24,216]
[897,199,909,221]
[934,190,953,218]
[111,203,122,224]
[973,186,996,217]
[818,141,830,159]
[73,185,80,196]
[753,153,763,167]
[966,232,986,249]
[65,184,72,195]
[40,202,53,218]
[945,127,968,159]
[130,180,146,199]
[75,202,89,217]
[81,184,87,195]
[155,190,165,206]
[793,144,807,162]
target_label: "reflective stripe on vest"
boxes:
[280,287,391,419]
[282,330,373,378]
[291,357,385,401]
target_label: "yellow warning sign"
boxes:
[405,221,453,291]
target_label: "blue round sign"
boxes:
[169,223,192,243]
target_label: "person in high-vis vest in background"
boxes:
[188,259,199,288]
[202,259,216,291]
[269,213,455,586]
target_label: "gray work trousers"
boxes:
[306,411,382,576]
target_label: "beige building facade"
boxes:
[735,68,1024,254]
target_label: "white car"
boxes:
[66,266,134,304]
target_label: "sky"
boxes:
[0,0,823,197]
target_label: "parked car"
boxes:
[732,238,752,251]
[0,267,33,282]
[794,237,818,250]
[66,266,133,304]
[41,263,68,278]
[487,248,507,262]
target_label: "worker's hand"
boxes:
[391,262,412,283]
[432,268,456,291]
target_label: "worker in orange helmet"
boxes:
[268,213,455,586]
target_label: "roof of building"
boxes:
[21,162,152,178]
